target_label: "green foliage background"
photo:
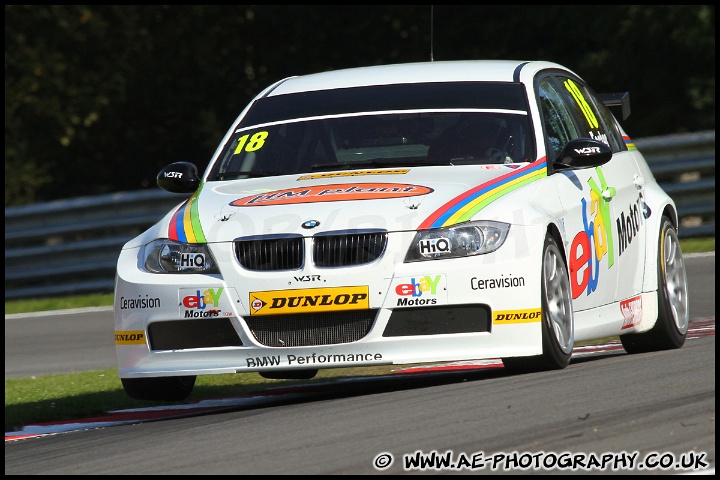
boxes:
[5,5,715,206]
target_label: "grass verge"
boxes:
[5,367,405,432]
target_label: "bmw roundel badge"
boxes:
[301,219,320,229]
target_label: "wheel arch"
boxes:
[546,222,567,264]
[502,223,574,372]
[641,193,680,294]
[632,200,678,334]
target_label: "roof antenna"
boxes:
[430,5,434,62]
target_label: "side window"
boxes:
[558,77,624,152]
[587,92,626,152]
[538,78,580,161]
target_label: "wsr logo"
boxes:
[574,147,602,155]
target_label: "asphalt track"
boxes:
[4,253,715,474]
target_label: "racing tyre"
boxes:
[620,216,689,354]
[121,375,197,402]
[502,233,574,372]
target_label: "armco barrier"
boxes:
[4,130,715,300]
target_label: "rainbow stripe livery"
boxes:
[623,136,637,151]
[168,184,206,243]
[418,161,547,230]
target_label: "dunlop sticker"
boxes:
[250,286,369,315]
[115,330,146,345]
[493,309,542,324]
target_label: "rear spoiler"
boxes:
[598,92,631,121]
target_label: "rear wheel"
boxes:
[502,233,573,372]
[620,216,689,353]
[121,375,196,401]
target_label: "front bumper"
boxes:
[115,228,545,378]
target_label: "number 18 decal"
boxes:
[233,131,268,154]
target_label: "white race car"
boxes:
[114,60,689,401]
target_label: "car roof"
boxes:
[264,60,576,97]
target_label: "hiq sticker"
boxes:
[418,237,450,256]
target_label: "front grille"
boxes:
[235,234,303,271]
[244,310,376,347]
[234,230,387,271]
[313,230,387,267]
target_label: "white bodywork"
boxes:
[115,60,675,379]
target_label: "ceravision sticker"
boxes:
[230,183,433,206]
[390,274,447,307]
[493,309,542,324]
[250,286,369,315]
[470,273,525,290]
[118,295,161,309]
[115,330,146,345]
[297,169,410,180]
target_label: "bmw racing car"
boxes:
[114,60,689,401]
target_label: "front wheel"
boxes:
[121,375,197,402]
[620,216,689,353]
[502,233,574,372]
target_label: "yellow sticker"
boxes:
[250,286,369,315]
[493,309,542,324]
[564,79,599,129]
[115,330,146,345]
[297,169,410,180]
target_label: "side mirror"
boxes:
[157,162,201,193]
[553,138,612,170]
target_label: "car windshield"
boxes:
[208,82,534,180]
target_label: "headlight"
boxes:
[142,239,219,274]
[404,221,510,262]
